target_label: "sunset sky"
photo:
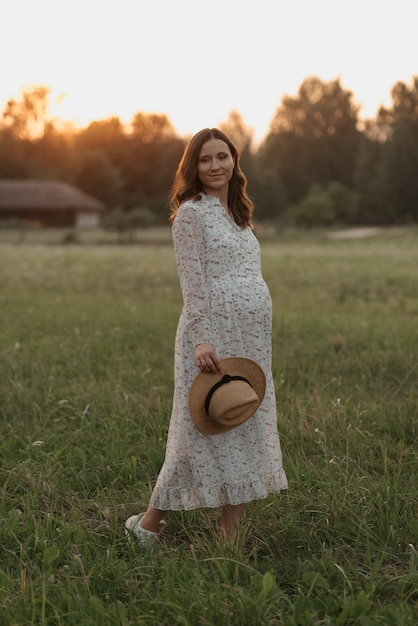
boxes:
[1,0,417,142]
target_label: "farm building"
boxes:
[0,179,105,228]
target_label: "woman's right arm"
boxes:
[172,204,221,373]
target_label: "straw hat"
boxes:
[188,357,266,435]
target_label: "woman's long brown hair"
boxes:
[169,128,254,228]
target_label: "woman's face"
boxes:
[197,138,235,196]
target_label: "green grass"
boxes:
[0,230,417,625]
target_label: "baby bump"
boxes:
[209,278,272,333]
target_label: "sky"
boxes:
[1,0,417,143]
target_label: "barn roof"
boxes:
[0,179,105,212]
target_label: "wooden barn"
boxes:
[0,179,105,228]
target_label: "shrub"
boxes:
[287,182,359,226]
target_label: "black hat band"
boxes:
[204,374,253,416]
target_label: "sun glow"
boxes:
[1,0,417,143]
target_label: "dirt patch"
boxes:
[327,227,406,240]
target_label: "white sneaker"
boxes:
[125,513,157,549]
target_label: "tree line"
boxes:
[1,75,417,227]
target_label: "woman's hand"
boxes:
[195,343,223,374]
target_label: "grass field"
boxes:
[0,228,417,625]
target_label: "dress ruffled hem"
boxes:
[149,470,288,511]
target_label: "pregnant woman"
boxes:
[125,128,287,546]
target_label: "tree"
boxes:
[0,86,56,178]
[353,134,386,224]
[0,133,30,178]
[248,165,286,221]
[124,112,182,207]
[378,120,418,222]
[75,117,128,167]
[219,110,256,194]
[259,77,362,203]
[0,86,52,140]
[72,112,183,217]
[377,76,418,130]
[374,77,418,222]
[219,110,254,154]
[71,149,123,207]
[129,112,177,144]
[29,122,74,178]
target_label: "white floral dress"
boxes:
[150,193,287,510]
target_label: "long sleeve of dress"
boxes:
[172,203,213,347]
